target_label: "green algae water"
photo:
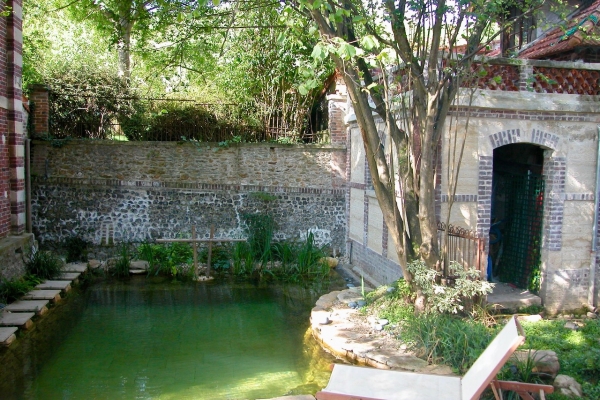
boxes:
[0,277,339,399]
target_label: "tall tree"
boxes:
[290,0,538,304]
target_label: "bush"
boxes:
[26,249,64,279]
[407,260,494,314]
[44,67,135,139]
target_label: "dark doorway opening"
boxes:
[490,144,545,291]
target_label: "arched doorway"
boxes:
[490,143,545,291]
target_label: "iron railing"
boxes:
[437,222,486,278]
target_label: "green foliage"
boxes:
[46,66,135,139]
[272,241,295,270]
[137,241,193,278]
[243,213,275,264]
[0,275,42,304]
[521,319,600,397]
[364,281,415,323]
[401,314,495,374]
[26,249,64,280]
[63,236,89,263]
[123,103,260,142]
[407,260,494,314]
[199,245,230,271]
[231,241,254,275]
[249,191,278,202]
[275,231,330,282]
[111,244,131,278]
[296,232,326,276]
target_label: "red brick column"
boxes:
[327,80,348,190]
[29,84,49,138]
[6,0,24,235]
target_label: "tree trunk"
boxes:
[118,17,132,81]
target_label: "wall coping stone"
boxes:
[31,140,347,151]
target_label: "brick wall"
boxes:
[31,141,348,253]
[29,84,48,138]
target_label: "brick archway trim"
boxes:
[488,128,560,151]
[478,129,564,252]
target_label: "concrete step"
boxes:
[3,300,49,316]
[0,312,35,329]
[58,272,81,282]
[63,262,88,273]
[36,280,71,292]
[22,289,61,303]
[0,327,18,346]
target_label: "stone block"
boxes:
[36,280,71,292]
[4,300,49,315]
[0,312,34,329]
[0,327,18,346]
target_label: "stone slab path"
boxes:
[22,289,61,303]
[36,280,71,292]
[0,261,91,346]
[0,327,18,346]
[0,312,35,329]
[58,272,81,281]
[4,300,49,315]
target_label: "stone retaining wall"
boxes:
[0,234,35,281]
[31,141,347,251]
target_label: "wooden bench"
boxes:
[316,315,554,400]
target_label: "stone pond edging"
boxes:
[310,288,454,375]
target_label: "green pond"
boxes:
[0,276,342,399]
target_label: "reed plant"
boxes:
[243,213,275,265]
[111,244,131,277]
[232,241,253,275]
[26,249,64,279]
[296,232,327,276]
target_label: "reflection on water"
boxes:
[0,276,341,399]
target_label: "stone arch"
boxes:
[488,128,560,151]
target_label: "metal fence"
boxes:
[437,222,485,278]
[47,96,328,143]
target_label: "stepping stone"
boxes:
[63,262,88,273]
[22,290,61,303]
[129,269,146,275]
[0,312,35,329]
[58,272,81,282]
[4,300,49,316]
[36,280,71,292]
[0,327,18,346]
